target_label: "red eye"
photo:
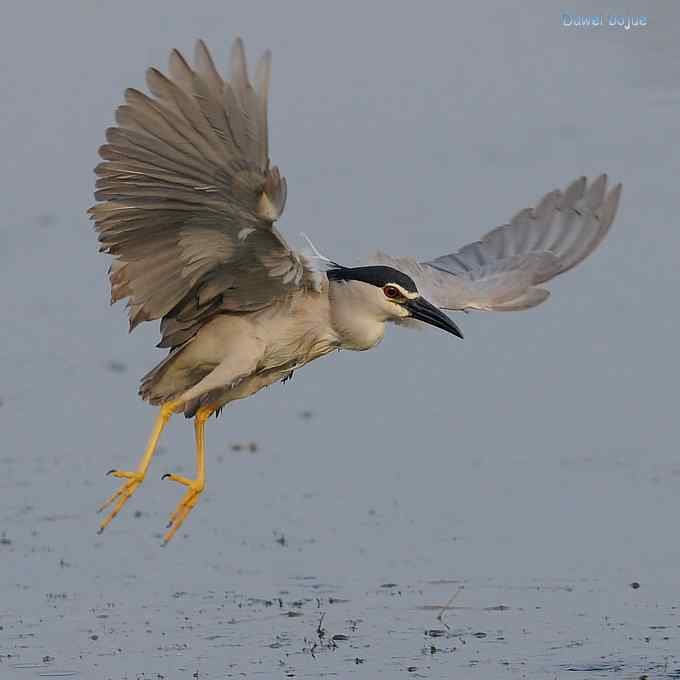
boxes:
[383,285,400,299]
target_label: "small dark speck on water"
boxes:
[0,532,12,546]
[37,214,57,228]
[231,441,259,452]
[89,634,98,641]
[133,510,143,519]
[299,410,314,420]
[106,360,127,373]
[472,631,488,638]
[631,581,641,589]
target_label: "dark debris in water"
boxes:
[563,663,624,673]
[564,664,680,680]
[230,441,259,453]
[36,214,57,228]
[106,360,127,373]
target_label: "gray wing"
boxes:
[90,38,318,348]
[372,175,622,311]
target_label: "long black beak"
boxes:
[405,297,463,339]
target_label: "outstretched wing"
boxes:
[90,38,318,348]
[372,175,621,311]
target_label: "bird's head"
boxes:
[327,265,463,338]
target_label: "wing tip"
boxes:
[599,181,623,228]
[195,38,209,53]
[230,37,248,74]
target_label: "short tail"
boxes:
[139,338,194,405]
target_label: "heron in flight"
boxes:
[92,37,621,543]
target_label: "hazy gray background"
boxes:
[1,1,678,678]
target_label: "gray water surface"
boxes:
[2,1,679,678]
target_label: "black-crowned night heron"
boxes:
[92,37,621,543]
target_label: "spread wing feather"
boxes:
[90,38,316,348]
[372,175,621,312]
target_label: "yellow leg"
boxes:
[98,400,181,534]
[161,404,215,545]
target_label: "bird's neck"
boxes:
[328,280,386,351]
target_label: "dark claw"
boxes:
[161,473,171,481]
[97,527,105,535]
[106,469,117,476]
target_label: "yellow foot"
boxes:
[97,469,145,534]
[161,473,205,545]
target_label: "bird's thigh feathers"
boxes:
[139,315,265,411]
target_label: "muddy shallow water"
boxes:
[3,434,679,678]
[2,2,680,678]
